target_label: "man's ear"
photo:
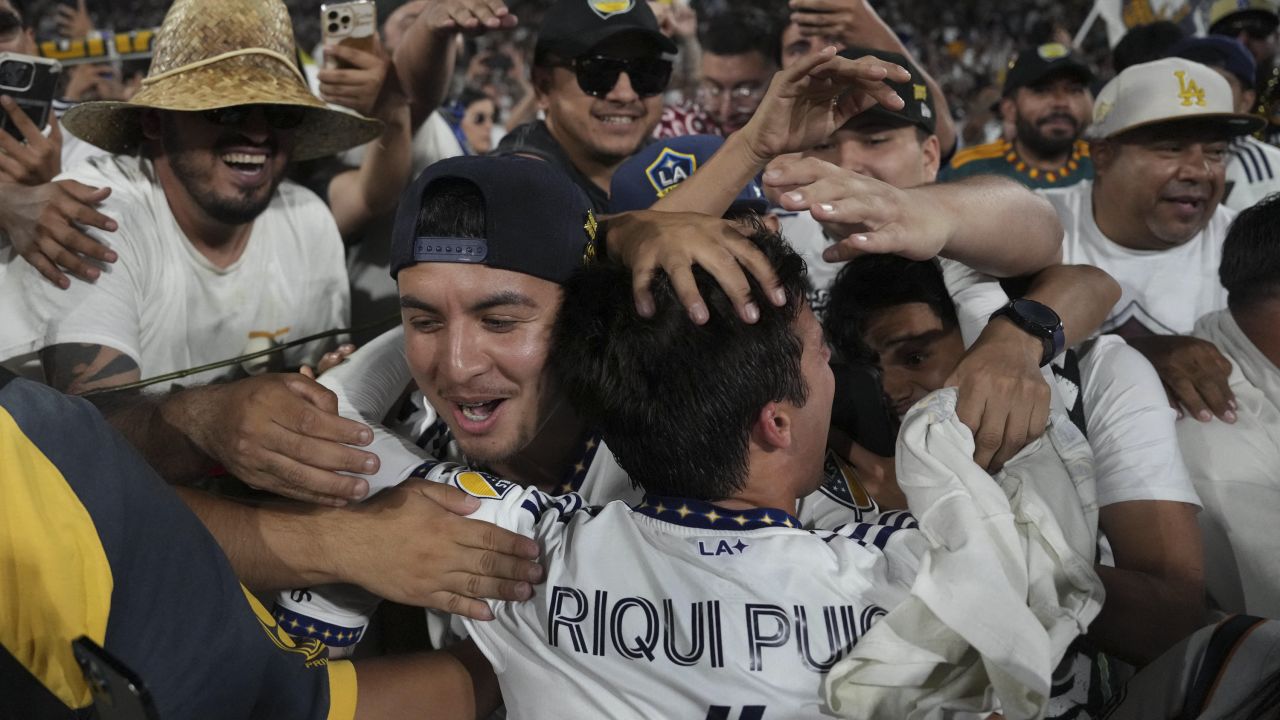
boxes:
[531,65,554,105]
[921,133,941,178]
[751,401,793,451]
[140,109,163,141]
[1090,138,1112,174]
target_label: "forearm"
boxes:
[925,176,1063,276]
[176,487,338,592]
[1089,564,1206,665]
[393,23,458,123]
[837,2,956,155]
[329,102,414,237]
[1023,264,1120,348]
[353,640,499,720]
[504,84,540,130]
[89,388,213,482]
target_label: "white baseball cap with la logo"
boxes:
[1086,57,1265,139]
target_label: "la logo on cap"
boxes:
[646,147,698,197]
[589,0,635,19]
[1174,70,1207,107]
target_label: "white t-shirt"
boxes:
[429,462,924,720]
[1224,136,1280,212]
[1042,180,1232,336]
[10,154,350,386]
[1180,309,1280,618]
[777,211,842,315]
[941,261,1200,510]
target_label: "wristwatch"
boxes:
[989,298,1065,368]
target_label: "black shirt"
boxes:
[495,120,610,213]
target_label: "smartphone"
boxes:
[320,0,376,69]
[830,361,897,458]
[0,52,61,141]
[71,636,160,720]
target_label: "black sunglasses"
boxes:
[566,55,672,98]
[200,105,306,130]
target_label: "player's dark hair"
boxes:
[414,177,487,240]
[698,8,780,66]
[1221,193,1280,312]
[552,224,809,501]
[1112,21,1185,72]
[823,255,957,364]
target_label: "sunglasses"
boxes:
[563,55,673,98]
[200,105,306,130]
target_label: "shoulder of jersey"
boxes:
[1229,137,1280,182]
[948,140,1010,170]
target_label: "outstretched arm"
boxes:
[353,639,501,720]
[652,46,910,217]
[766,158,1063,276]
[393,0,516,124]
[177,481,541,619]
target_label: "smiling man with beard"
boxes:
[944,43,1095,189]
[7,0,380,394]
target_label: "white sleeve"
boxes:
[1079,337,1201,508]
[21,219,142,363]
[273,460,549,656]
[939,258,1009,349]
[320,325,430,494]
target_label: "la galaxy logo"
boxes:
[1174,69,1207,107]
[588,0,634,19]
[645,147,698,199]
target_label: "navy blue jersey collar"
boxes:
[633,495,800,531]
[555,433,602,495]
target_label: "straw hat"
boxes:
[62,0,381,161]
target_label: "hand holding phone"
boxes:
[0,53,61,140]
[0,54,64,185]
[320,1,376,70]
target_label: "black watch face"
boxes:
[1012,298,1061,330]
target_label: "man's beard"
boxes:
[1016,113,1080,159]
[162,123,281,225]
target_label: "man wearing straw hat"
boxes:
[6,0,381,396]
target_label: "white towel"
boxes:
[825,388,1104,719]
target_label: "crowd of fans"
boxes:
[3,0,1280,718]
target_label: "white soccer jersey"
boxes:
[413,462,926,719]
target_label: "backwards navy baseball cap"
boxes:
[390,155,599,283]
[536,0,677,61]
[609,135,768,215]
[1169,35,1257,91]
[837,46,936,134]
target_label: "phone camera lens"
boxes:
[327,10,337,19]
[327,22,339,32]
[0,60,34,89]
[341,15,350,25]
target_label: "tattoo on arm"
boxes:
[41,343,141,395]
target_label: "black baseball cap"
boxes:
[390,156,599,284]
[837,46,936,135]
[536,0,677,61]
[1002,43,1094,97]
